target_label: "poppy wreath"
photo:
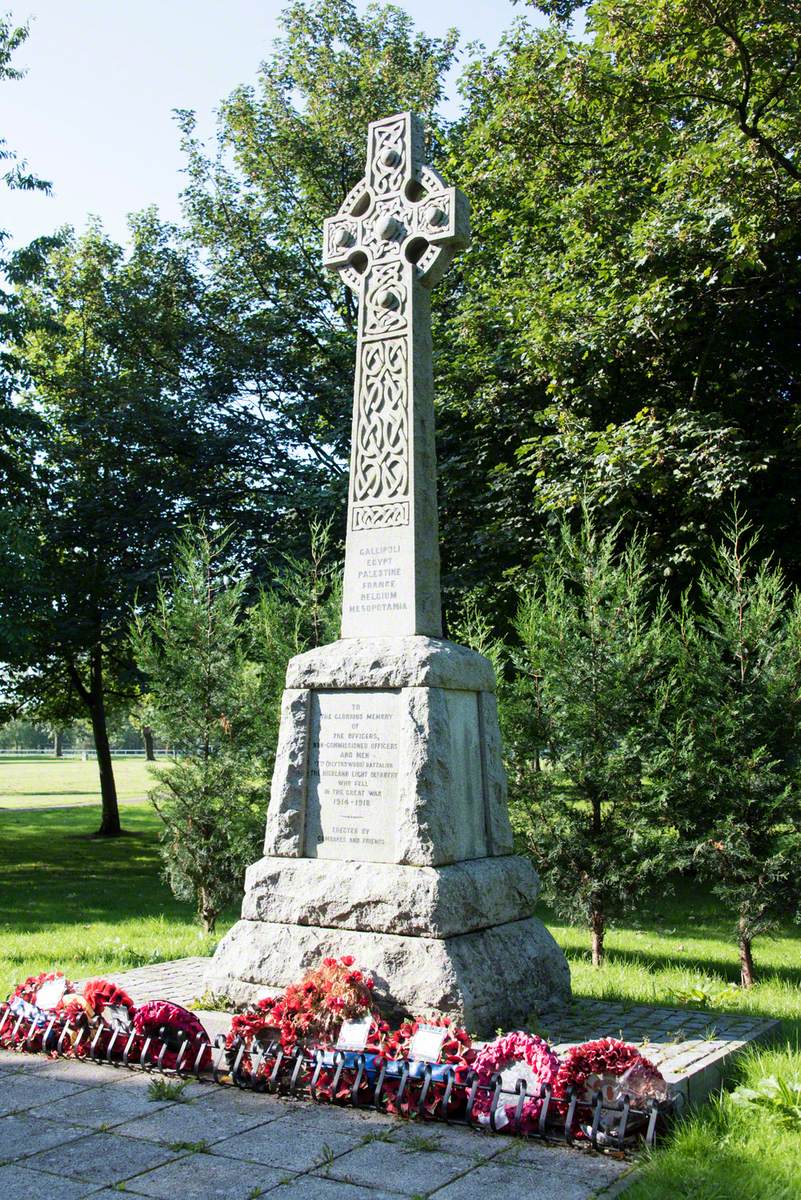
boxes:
[379,1017,474,1119]
[60,979,138,1059]
[469,1031,560,1133]
[133,1000,212,1072]
[226,956,379,1089]
[312,1015,390,1104]
[1,972,74,1052]
[555,1038,667,1135]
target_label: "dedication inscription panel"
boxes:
[304,689,400,862]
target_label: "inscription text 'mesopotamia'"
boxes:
[304,689,400,862]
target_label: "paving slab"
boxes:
[22,1129,178,1186]
[212,1115,362,1173]
[430,1154,631,1200]
[0,1111,86,1161]
[387,1119,505,1161]
[120,1150,290,1199]
[315,1139,471,1194]
[269,1179,407,1200]
[190,1084,295,1122]
[112,1092,273,1146]
[0,1071,90,1116]
[0,1161,93,1199]
[26,1077,181,1130]
[494,1141,630,1189]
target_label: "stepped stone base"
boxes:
[207,635,572,1032]
[204,915,570,1034]
[239,854,541,938]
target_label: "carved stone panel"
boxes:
[304,689,400,863]
[352,336,409,509]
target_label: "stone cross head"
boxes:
[323,111,469,301]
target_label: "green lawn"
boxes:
[0,755,156,808]
[0,803,236,997]
[539,895,801,1199]
[1,803,799,1198]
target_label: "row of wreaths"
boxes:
[0,958,673,1149]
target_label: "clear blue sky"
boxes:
[4,0,530,251]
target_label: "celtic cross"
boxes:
[324,112,469,639]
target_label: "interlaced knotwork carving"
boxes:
[353,337,408,506]
[352,502,410,530]
[369,115,408,196]
[364,262,408,336]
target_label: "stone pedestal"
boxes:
[206,638,570,1032]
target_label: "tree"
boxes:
[510,510,673,965]
[448,0,801,598]
[132,520,340,931]
[0,15,56,536]
[661,514,801,985]
[131,524,266,931]
[0,217,257,835]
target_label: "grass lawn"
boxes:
[1,804,799,1198]
[540,897,801,1199]
[0,755,156,808]
[0,802,237,998]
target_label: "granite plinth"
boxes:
[204,915,571,1033]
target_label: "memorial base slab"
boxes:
[205,915,570,1033]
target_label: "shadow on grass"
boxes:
[563,944,801,990]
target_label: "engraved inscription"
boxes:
[353,337,408,503]
[346,538,409,618]
[305,691,400,862]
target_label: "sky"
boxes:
[3,0,527,251]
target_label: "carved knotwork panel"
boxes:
[353,337,409,507]
[367,113,423,198]
[352,501,410,530]
[364,262,408,336]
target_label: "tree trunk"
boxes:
[142,726,155,762]
[198,887,217,934]
[88,646,122,837]
[591,906,605,967]
[739,919,756,988]
[54,729,63,758]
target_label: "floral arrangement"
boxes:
[555,1036,668,1141]
[555,1037,664,1100]
[0,973,211,1069]
[378,1016,473,1118]
[1,960,670,1146]
[229,956,377,1057]
[133,999,212,1071]
[469,1031,560,1132]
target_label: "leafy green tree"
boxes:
[132,520,340,931]
[131,524,265,931]
[661,515,801,985]
[510,511,672,965]
[0,218,257,835]
[449,0,801,596]
[0,15,56,518]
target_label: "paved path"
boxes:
[0,1050,634,1200]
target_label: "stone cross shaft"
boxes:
[323,112,469,639]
